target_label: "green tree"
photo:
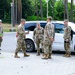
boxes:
[70,0,73,22]
[0,0,10,22]
[22,0,33,19]
[54,0,64,20]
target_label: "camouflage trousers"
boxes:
[36,39,43,53]
[64,41,71,54]
[0,37,3,47]
[15,39,26,53]
[44,40,53,55]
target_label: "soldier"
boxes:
[33,23,44,56]
[0,19,3,54]
[14,19,30,58]
[63,19,71,57]
[42,16,55,59]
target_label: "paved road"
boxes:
[0,52,75,75]
[2,32,17,52]
[0,32,75,75]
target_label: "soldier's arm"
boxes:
[33,29,36,39]
[0,27,3,37]
[52,24,55,39]
[48,24,54,38]
[65,26,71,39]
[48,24,55,41]
[18,26,24,35]
[42,28,44,35]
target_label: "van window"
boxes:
[40,23,47,28]
[25,22,47,31]
[54,23,64,33]
[24,23,36,31]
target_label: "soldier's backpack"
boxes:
[71,29,73,40]
[69,26,73,40]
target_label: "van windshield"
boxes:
[24,23,36,31]
[24,22,47,31]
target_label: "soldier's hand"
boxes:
[26,31,29,34]
[65,39,69,42]
[27,31,29,34]
[50,38,54,42]
[16,33,18,37]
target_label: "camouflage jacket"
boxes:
[17,24,26,40]
[63,26,71,41]
[0,25,3,37]
[33,27,44,40]
[44,22,55,40]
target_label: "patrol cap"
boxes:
[47,16,52,20]
[36,23,40,25]
[0,19,2,23]
[64,19,69,22]
[21,19,26,22]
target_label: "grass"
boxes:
[3,23,18,32]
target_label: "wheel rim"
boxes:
[25,40,34,51]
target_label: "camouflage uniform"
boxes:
[0,25,3,47]
[63,26,71,57]
[33,27,44,55]
[15,23,29,58]
[0,20,3,52]
[43,22,55,59]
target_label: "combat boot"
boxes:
[24,53,30,57]
[14,52,20,58]
[42,53,45,56]
[36,53,40,56]
[46,54,49,59]
[42,54,48,59]
[48,53,52,59]
[66,53,71,57]
[63,53,67,57]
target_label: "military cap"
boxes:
[47,16,52,20]
[36,23,40,25]
[0,19,2,23]
[21,19,26,22]
[64,19,69,22]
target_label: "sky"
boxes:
[45,0,75,4]
[68,0,75,4]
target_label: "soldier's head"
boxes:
[0,19,2,25]
[47,16,52,22]
[36,23,41,29]
[64,19,68,26]
[21,19,26,25]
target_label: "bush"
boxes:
[26,16,46,21]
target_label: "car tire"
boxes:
[74,45,75,51]
[25,39,35,52]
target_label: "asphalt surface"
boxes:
[0,32,75,75]
[2,32,17,52]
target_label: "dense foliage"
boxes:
[0,0,75,23]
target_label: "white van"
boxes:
[24,21,75,52]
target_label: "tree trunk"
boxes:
[14,0,17,24]
[39,0,43,20]
[35,0,39,17]
[17,0,22,24]
[12,0,15,26]
[70,0,73,22]
[64,0,69,19]
[52,0,55,19]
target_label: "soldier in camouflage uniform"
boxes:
[42,16,55,59]
[33,23,44,56]
[0,20,3,54]
[63,19,71,57]
[14,19,30,58]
